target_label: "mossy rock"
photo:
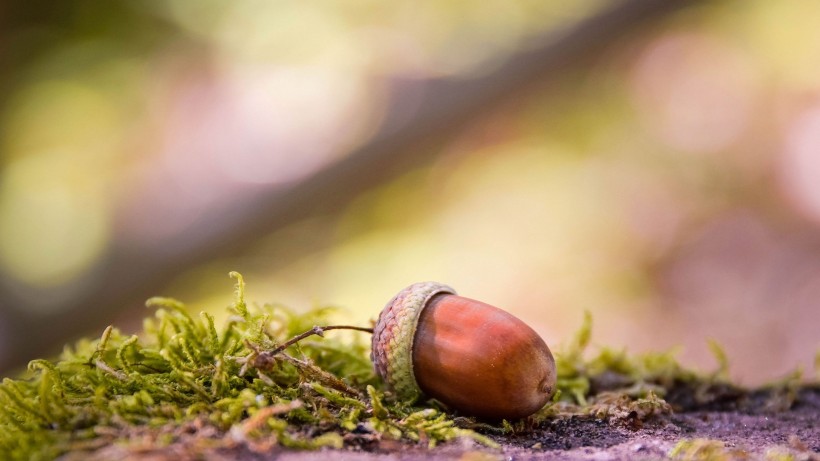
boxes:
[1,273,817,461]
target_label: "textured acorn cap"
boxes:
[371,281,456,402]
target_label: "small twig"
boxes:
[230,399,304,442]
[269,325,373,356]
[94,360,127,382]
[281,353,361,397]
[249,325,373,372]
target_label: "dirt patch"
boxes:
[365,387,818,460]
[352,387,814,460]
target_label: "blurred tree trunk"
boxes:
[0,0,702,374]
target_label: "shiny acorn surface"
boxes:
[371,282,556,420]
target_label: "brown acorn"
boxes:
[371,282,556,420]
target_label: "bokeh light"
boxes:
[0,80,118,292]
[779,106,820,225]
[630,32,759,155]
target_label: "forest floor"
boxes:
[18,278,814,461]
[68,386,820,461]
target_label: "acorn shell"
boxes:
[412,293,556,419]
[371,281,556,420]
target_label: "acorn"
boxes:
[371,282,556,420]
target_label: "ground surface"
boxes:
[69,387,819,461]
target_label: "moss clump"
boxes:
[0,273,498,460]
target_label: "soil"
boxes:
[71,386,819,461]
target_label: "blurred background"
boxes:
[0,0,818,384]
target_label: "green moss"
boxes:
[0,273,808,460]
[552,310,702,407]
[0,273,504,459]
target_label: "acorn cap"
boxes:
[371,281,456,401]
